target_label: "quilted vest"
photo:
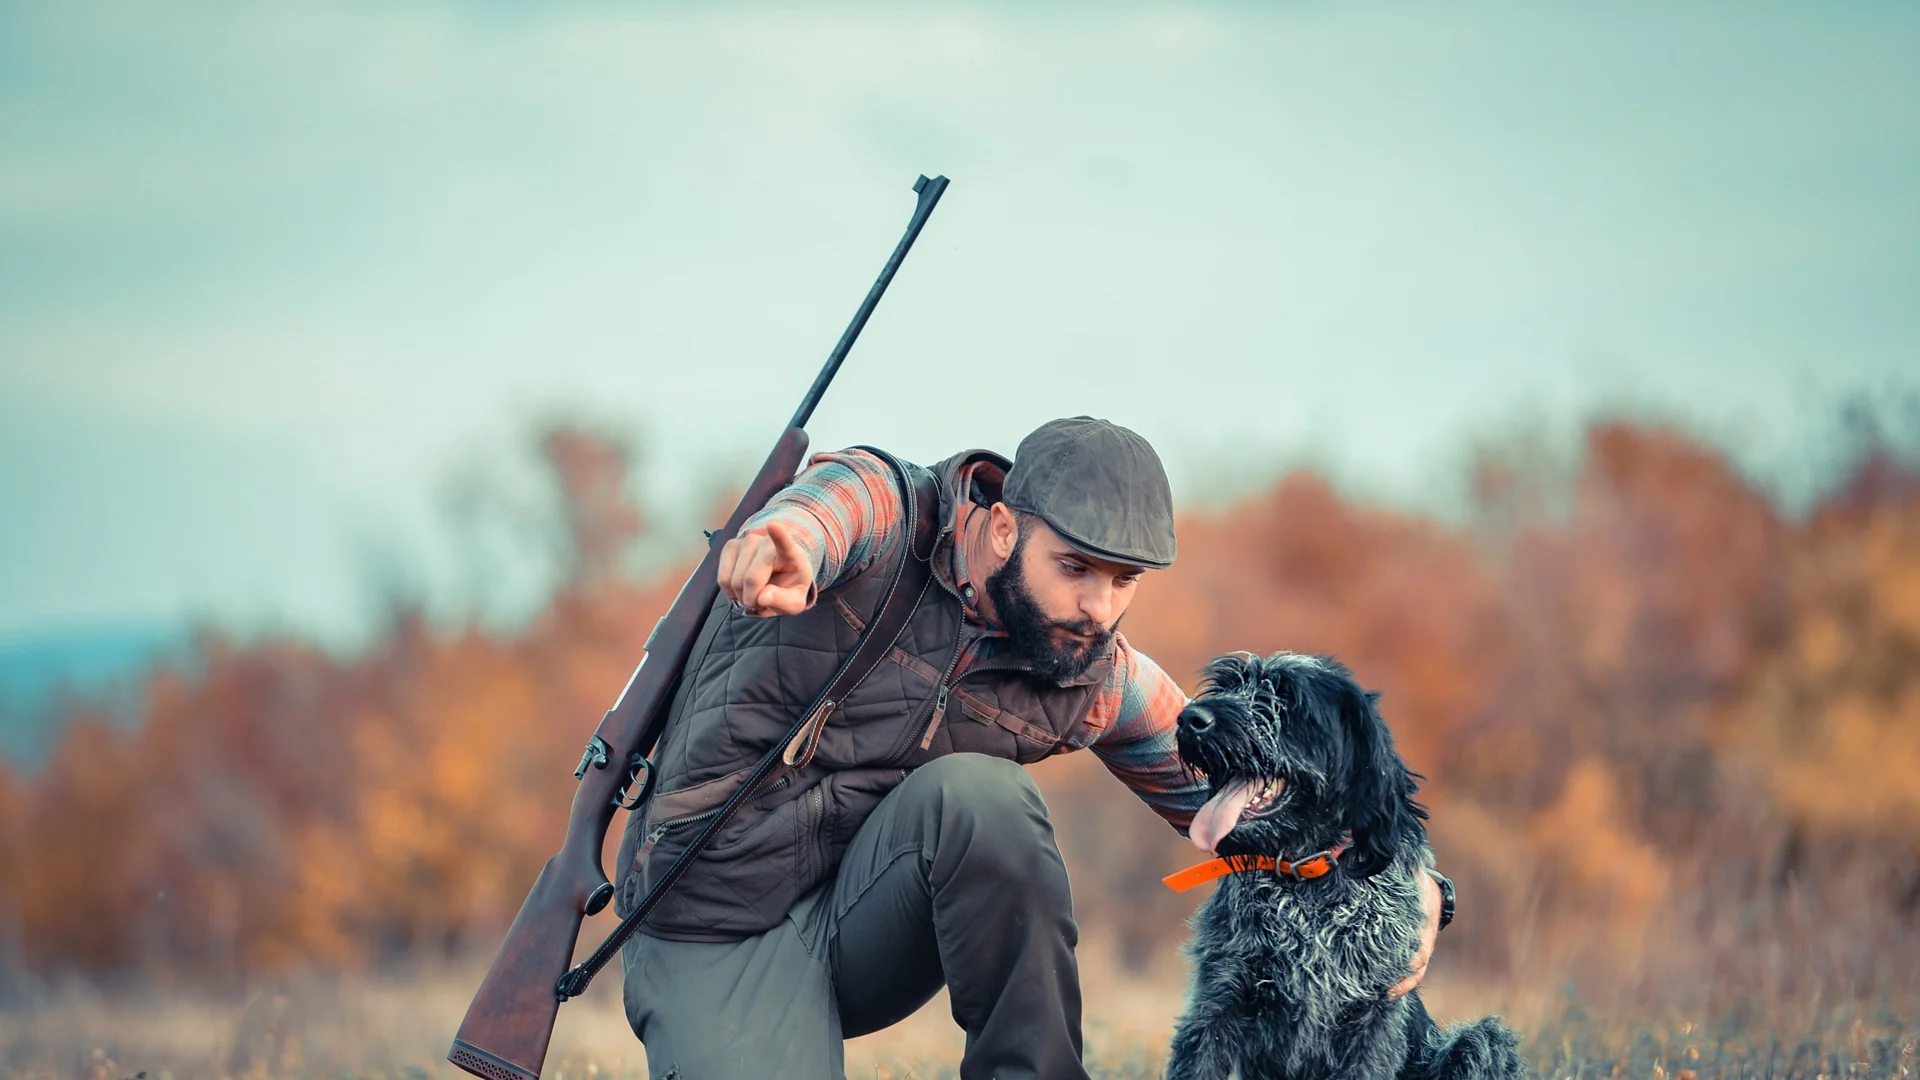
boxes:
[614,449,1113,940]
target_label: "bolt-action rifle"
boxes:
[448,174,950,1080]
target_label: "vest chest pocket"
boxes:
[953,688,1063,762]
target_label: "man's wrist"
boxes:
[1427,869,1455,932]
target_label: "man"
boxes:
[616,416,1445,1079]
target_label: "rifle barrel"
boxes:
[789,174,949,429]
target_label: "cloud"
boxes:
[1,0,1916,638]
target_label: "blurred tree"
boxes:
[7,419,1918,1005]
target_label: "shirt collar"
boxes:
[946,457,1006,624]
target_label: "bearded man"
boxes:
[614,416,1448,1080]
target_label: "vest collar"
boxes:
[930,448,1011,602]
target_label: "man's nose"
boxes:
[1179,704,1214,734]
[1080,583,1116,627]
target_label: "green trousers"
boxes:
[620,753,1089,1080]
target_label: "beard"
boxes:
[984,535,1115,683]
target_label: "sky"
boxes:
[2,1,1917,649]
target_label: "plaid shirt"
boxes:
[740,447,1208,832]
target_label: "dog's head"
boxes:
[1175,651,1427,877]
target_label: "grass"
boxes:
[3,957,1914,1079]
[1516,1007,1916,1080]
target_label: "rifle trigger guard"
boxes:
[574,735,611,779]
[612,754,655,811]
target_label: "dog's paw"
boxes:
[1428,1016,1525,1080]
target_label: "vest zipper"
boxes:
[919,685,949,751]
[892,627,965,762]
[644,806,722,847]
[641,769,792,850]
[806,785,827,881]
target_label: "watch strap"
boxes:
[1429,869,1455,931]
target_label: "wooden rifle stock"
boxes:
[447,428,806,1080]
[449,174,949,1080]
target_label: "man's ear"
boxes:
[989,502,1021,560]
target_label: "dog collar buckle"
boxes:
[1276,834,1352,881]
[1277,850,1338,880]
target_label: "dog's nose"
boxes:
[1178,705,1214,733]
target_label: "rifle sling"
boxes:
[557,449,939,1000]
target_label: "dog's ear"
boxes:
[1200,651,1259,696]
[1340,682,1429,877]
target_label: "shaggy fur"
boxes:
[1165,651,1526,1080]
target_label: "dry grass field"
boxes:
[5,955,1915,1080]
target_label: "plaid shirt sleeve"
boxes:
[1084,636,1211,833]
[738,447,906,599]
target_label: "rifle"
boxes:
[448,174,951,1080]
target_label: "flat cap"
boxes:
[1002,416,1177,570]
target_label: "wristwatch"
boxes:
[1429,870,1455,931]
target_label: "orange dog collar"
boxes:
[1163,838,1351,892]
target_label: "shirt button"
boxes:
[962,584,974,600]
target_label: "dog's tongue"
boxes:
[1189,779,1257,852]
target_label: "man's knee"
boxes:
[909,753,1047,828]
[901,754,1066,885]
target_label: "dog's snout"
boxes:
[1179,704,1215,734]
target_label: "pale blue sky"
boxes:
[2,1,1916,646]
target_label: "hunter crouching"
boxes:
[614,416,1448,1080]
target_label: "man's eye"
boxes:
[1060,561,1087,576]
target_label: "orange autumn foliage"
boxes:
[1,420,1915,1002]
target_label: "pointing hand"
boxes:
[717,520,816,617]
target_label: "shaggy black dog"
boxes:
[1165,651,1525,1080]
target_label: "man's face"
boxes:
[984,514,1146,682]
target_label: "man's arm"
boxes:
[719,448,907,615]
[1084,638,1211,831]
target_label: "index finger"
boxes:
[765,520,809,567]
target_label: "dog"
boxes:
[1164,651,1525,1080]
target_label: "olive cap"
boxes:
[1001,416,1177,569]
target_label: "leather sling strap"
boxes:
[557,448,939,999]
